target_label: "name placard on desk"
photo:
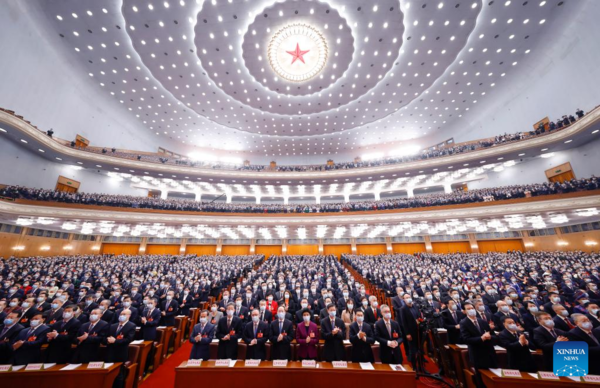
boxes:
[302,360,316,368]
[273,360,288,367]
[538,371,559,380]
[0,365,12,372]
[501,369,522,378]
[186,360,202,368]
[215,359,231,367]
[87,362,104,369]
[332,361,348,368]
[245,360,261,367]
[25,363,43,371]
[583,375,600,383]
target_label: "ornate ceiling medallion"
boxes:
[268,23,328,82]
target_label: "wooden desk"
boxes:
[175,360,416,388]
[481,370,596,387]
[0,363,121,388]
[130,340,153,386]
[157,327,173,362]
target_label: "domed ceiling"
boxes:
[35,0,572,158]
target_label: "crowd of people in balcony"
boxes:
[68,108,587,173]
[0,251,599,376]
[2,176,599,214]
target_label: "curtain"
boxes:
[478,239,524,253]
[392,243,426,254]
[287,245,319,255]
[356,244,387,255]
[431,242,471,253]
[186,245,217,255]
[101,243,140,255]
[221,245,250,255]
[323,245,352,258]
[255,245,282,259]
[146,244,180,255]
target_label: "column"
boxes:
[255,196,261,204]
[216,239,223,254]
[250,239,256,254]
[160,190,168,200]
[423,235,433,253]
[344,193,350,203]
[282,239,288,254]
[351,238,357,254]
[225,193,232,204]
[194,192,202,202]
[315,196,321,204]
[468,233,479,253]
[386,237,392,253]
[180,238,187,255]
[139,237,148,254]
[374,191,381,201]
[318,239,324,254]
[283,196,289,205]
[443,183,452,194]
[406,187,414,198]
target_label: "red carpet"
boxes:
[140,342,451,388]
[140,342,192,388]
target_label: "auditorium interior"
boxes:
[1,0,600,387]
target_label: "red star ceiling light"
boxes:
[268,24,328,82]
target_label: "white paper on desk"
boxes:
[374,341,380,345]
[61,364,81,371]
[389,364,405,371]
[456,344,468,349]
[104,363,114,369]
[437,328,448,333]
[489,368,502,377]
[131,340,144,345]
[343,340,350,344]
[567,376,581,382]
[43,363,56,369]
[229,360,237,368]
[360,363,374,370]
[158,326,167,329]
[12,365,25,371]
[237,338,242,342]
[211,339,219,343]
[528,373,539,379]
[494,346,505,351]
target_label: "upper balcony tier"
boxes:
[1,106,599,184]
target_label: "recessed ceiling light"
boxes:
[38,149,45,153]
[20,139,27,143]
[539,19,546,24]
[593,130,599,134]
[77,161,83,165]
[518,153,526,156]
[0,128,6,133]
[56,157,62,161]
[564,140,573,144]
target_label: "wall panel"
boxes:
[286,245,319,255]
[255,245,282,259]
[431,241,472,254]
[221,245,250,256]
[145,244,180,255]
[323,244,352,258]
[478,239,524,253]
[186,245,217,256]
[356,244,387,255]
[101,243,140,255]
[392,243,426,254]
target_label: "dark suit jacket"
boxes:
[374,319,403,364]
[160,299,180,327]
[12,324,50,365]
[459,317,498,369]
[391,296,405,324]
[72,320,109,363]
[552,315,574,332]
[364,306,382,325]
[400,304,421,338]
[216,316,242,359]
[189,322,215,360]
[99,309,115,324]
[242,320,269,360]
[442,309,465,344]
[141,308,161,341]
[269,319,294,360]
[497,329,537,372]
[43,308,64,325]
[321,316,346,362]
[532,326,566,371]
[105,321,136,363]
[233,306,250,323]
[349,322,375,362]
[46,318,82,364]
[257,308,273,323]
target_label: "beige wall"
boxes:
[522,229,600,253]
